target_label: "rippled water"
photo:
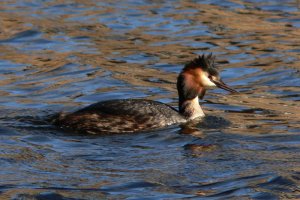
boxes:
[0,0,300,199]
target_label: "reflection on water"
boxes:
[0,0,300,199]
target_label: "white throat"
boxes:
[189,96,205,120]
[180,96,205,120]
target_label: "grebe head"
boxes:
[177,54,238,120]
[178,54,237,99]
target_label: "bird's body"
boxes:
[56,99,186,134]
[54,54,238,134]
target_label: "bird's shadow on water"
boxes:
[180,115,231,134]
[177,115,231,154]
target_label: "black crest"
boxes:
[184,54,217,72]
[183,54,219,77]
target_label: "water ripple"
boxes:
[0,0,300,199]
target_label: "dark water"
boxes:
[0,0,300,199]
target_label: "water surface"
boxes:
[0,0,300,199]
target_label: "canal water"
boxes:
[0,0,299,199]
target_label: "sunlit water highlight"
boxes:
[0,0,300,199]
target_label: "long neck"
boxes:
[179,96,205,120]
[177,73,205,120]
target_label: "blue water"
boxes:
[0,0,299,199]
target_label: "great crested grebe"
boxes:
[54,54,238,134]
